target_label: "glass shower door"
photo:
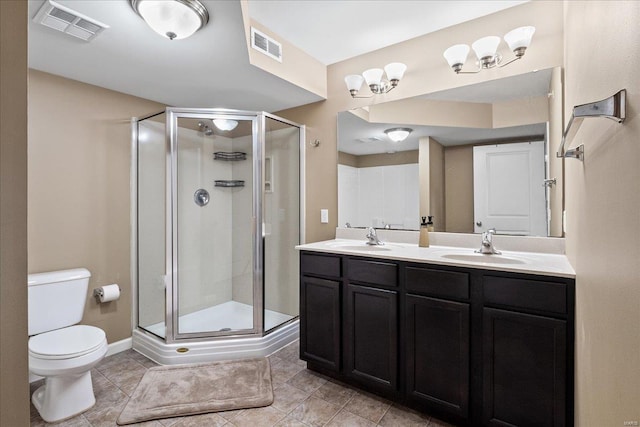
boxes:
[169,111,259,339]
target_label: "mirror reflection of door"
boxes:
[473,141,547,236]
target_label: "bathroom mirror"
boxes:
[337,67,564,237]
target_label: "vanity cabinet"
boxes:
[344,258,399,394]
[299,251,574,427]
[404,265,471,421]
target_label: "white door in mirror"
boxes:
[473,141,547,236]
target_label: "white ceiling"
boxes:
[28,0,529,111]
[248,0,528,65]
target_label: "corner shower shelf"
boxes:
[557,89,626,161]
[215,180,245,188]
[214,152,247,161]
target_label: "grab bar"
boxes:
[557,89,626,160]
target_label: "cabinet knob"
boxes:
[476,221,482,227]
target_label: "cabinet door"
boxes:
[300,276,341,371]
[345,284,398,393]
[483,308,566,427]
[405,294,470,420]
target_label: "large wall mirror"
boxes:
[337,67,564,237]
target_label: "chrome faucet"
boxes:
[475,228,501,254]
[366,227,383,246]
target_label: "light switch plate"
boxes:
[320,209,329,223]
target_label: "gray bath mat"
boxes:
[117,357,273,425]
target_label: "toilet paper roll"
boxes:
[96,284,120,303]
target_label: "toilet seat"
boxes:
[29,325,106,360]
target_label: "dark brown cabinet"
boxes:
[482,308,567,427]
[406,294,470,420]
[299,251,574,427]
[345,284,398,393]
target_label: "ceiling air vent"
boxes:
[251,27,282,62]
[33,0,109,42]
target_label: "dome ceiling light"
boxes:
[384,127,413,143]
[130,0,209,40]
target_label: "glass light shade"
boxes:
[213,119,238,131]
[136,0,206,40]
[384,127,413,143]
[362,68,384,86]
[471,36,501,59]
[443,44,470,66]
[384,62,407,81]
[504,26,536,51]
[344,74,364,92]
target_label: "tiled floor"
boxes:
[30,340,454,427]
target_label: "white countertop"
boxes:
[296,239,575,279]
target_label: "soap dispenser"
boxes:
[427,216,434,232]
[419,216,430,248]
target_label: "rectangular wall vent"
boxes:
[33,0,109,42]
[251,27,282,62]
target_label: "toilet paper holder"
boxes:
[93,284,121,303]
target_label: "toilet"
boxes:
[28,268,108,423]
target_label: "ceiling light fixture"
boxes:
[443,26,535,74]
[385,127,413,143]
[213,119,239,131]
[345,63,407,98]
[130,0,209,40]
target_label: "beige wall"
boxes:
[278,1,564,242]
[338,150,418,168]
[28,70,164,344]
[0,2,29,425]
[564,1,640,425]
[428,140,445,232]
[444,145,475,233]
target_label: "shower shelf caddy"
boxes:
[214,180,245,188]
[214,151,247,161]
[557,89,626,161]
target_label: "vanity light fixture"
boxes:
[213,119,239,131]
[443,26,535,74]
[385,127,413,143]
[130,0,209,40]
[344,63,407,98]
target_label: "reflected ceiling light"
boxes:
[213,119,239,131]
[130,0,209,40]
[443,26,535,74]
[384,127,413,143]
[345,62,407,98]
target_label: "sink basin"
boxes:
[441,253,526,265]
[326,241,393,251]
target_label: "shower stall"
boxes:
[131,108,304,364]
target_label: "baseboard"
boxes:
[105,337,133,357]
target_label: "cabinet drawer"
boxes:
[406,266,469,300]
[346,258,398,287]
[301,253,341,278]
[483,275,567,315]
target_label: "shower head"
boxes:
[197,121,214,136]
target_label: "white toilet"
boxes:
[28,268,108,423]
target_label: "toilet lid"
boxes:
[29,325,106,360]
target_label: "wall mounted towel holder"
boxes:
[557,89,626,161]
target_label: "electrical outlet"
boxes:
[320,209,329,224]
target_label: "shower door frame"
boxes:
[160,108,305,344]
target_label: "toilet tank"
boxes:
[28,268,91,336]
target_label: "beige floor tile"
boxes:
[270,359,306,388]
[326,409,377,427]
[312,381,355,407]
[378,404,430,427]
[287,370,327,394]
[272,383,312,413]
[274,342,300,361]
[228,405,287,427]
[273,414,310,427]
[218,408,246,421]
[343,391,391,424]
[289,396,341,427]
